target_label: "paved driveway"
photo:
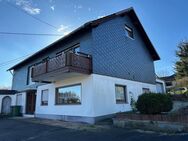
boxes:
[0,119,188,141]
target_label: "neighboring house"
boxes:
[8,8,160,123]
[160,74,176,92]
[0,90,17,115]
[156,78,166,93]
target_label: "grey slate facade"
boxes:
[92,16,156,84]
[11,9,158,91]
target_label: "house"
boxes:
[156,78,166,93]
[160,74,176,92]
[8,8,160,123]
[0,90,17,115]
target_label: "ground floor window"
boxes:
[55,84,81,105]
[16,94,22,106]
[115,84,127,104]
[142,88,150,94]
[41,89,49,105]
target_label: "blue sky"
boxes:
[0,0,187,88]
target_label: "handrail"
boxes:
[32,52,92,77]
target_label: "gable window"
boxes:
[115,84,127,104]
[142,88,150,94]
[55,84,81,105]
[27,66,35,85]
[125,24,134,39]
[41,89,49,106]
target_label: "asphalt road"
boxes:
[0,119,188,141]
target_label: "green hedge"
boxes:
[136,93,173,114]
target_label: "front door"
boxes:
[26,91,36,114]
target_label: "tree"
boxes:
[175,41,188,79]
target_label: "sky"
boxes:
[0,0,188,88]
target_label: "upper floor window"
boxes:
[72,44,80,54]
[56,43,80,56]
[74,46,80,54]
[125,24,134,39]
[142,88,150,94]
[27,66,35,85]
[115,84,127,104]
[55,84,81,105]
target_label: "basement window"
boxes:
[125,24,134,39]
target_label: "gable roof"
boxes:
[8,7,160,71]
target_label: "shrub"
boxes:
[136,93,173,114]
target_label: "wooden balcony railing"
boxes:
[31,52,92,79]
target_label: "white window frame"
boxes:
[125,24,134,39]
[41,89,49,106]
[115,84,127,104]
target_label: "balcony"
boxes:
[31,52,92,82]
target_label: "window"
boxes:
[56,43,80,56]
[115,85,127,104]
[42,57,49,62]
[56,84,81,105]
[41,89,49,105]
[166,81,172,86]
[74,46,80,54]
[16,94,22,106]
[142,88,150,94]
[27,66,35,85]
[125,24,134,39]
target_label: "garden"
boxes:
[113,92,188,133]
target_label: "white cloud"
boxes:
[57,25,68,32]
[50,5,55,11]
[57,25,71,36]
[15,0,41,15]
[97,15,106,19]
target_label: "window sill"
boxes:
[55,103,81,106]
[116,102,129,104]
[41,104,48,106]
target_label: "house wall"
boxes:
[35,74,156,123]
[35,75,95,123]
[12,32,92,91]
[12,14,157,92]
[0,95,16,113]
[92,74,156,117]
[92,16,156,84]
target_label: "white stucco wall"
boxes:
[35,74,156,118]
[0,95,16,113]
[35,75,94,117]
[92,74,156,117]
